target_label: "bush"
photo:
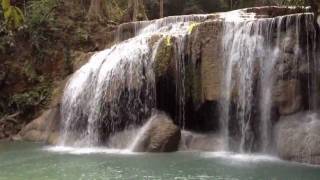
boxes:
[267,0,307,6]
[25,0,59,60]
[1,0,25,30]
[0,1,20,54]
[9,82,52,116]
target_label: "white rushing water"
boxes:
[128,117,154,151]
[60,14,208,147]
[58,7,318,155]
[219,12,317,152]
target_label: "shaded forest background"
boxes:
[0,0,318,135]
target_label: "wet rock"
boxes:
[188,21,224,103]
[18,107,60,144]
[133,113,181,152]
[246,6,311,17]
[153,36,175,78]
[273,79,301,115]
[154,36,178,119]
[275,111,320,165]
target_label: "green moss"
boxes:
[154,36,174,78]
[188,22,200,34]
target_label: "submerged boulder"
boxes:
[132,113,181,152]
[275,111,320,165]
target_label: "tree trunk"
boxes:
[308,0,318,17]
[160,0,164,18]
[127,0,148,21]
[87,0,107,21]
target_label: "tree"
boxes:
[127,0,147,21]
[1,0,24,30]
[87,0,107,21]
[160,0,163,18]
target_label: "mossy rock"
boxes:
[188,22,200,34]
[153,36,174,78]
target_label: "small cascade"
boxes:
[128,117,154,151]
[219,10,318,153]
[60,14,208,147]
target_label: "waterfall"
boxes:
[219,11,318,153]
[57,6,318,154]
[59,14,208,147]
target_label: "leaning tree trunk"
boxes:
[87,0,107,21]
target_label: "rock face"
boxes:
[273,79,302,115]
[275,112,320,165]
[132,113,181,152]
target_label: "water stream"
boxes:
[219,11,317,153]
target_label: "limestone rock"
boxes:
[133,113,181,152]
[188,21,224,103]
[273,79,301,115]
[18,107,60,145]
[275,112,320,165]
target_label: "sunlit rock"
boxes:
[275,111,320,165]
[132,113,181,152]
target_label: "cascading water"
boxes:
[57,6,318,157]
[219,10,318,153]
[59,15,208,147]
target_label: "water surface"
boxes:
[0,141,319,180]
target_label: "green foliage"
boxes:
[26,0,57,26]
[9,82,52,115]
[274,0,306,6]
[1,0,25,30]
[106,0,125,22]
[26,0,58,61]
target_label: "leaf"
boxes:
[3,5,24,30]
[1,0,10,11]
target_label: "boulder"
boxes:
[17,107,60,145]
[275,111,320,165]
[132,113,181,152]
